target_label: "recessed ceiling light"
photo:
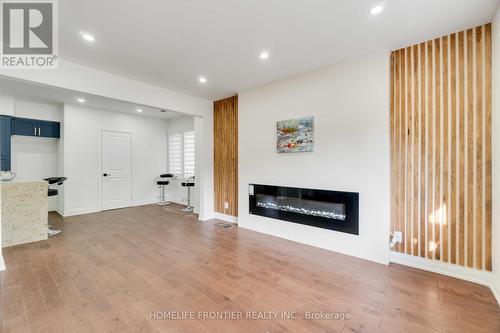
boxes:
[370,5,384,15]
[81,32,95,42]
[76,98,85,103]
[136,108,143,113]
[198,76,207,84]
[260,51,269,60]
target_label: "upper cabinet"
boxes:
[11,117,60,138]
[11,117,37,137]
[0,116,12,171]
[37,120,60,138]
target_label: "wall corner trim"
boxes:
[0,254,5,271]
[491,284,500,307]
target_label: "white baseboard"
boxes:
[57,201,198,218]
[213,212,238,224]
[164,199,188,206]
[133,199,158,207]
[0,253,5,271]
[62,207,101,217]
[492,284,500,306]
[390,251,494,287]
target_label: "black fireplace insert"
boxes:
[249,184,359,235]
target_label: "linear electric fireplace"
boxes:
[249,184,359,235]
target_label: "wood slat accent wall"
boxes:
[390,24,492,271]
[214,95,238,217]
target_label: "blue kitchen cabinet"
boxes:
[0,115,12,171]
[12,117,60,138]
[38,120,60,138]
[12,117,38,137]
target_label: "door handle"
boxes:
[34,127,36,135]
[38,127,41,136]
[103,173,109,177]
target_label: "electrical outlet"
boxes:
[224,202,229,209]
[393,231,403,243]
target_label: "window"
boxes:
[168,132,182,176]
[167,130,195,178]
[183,131,195,178]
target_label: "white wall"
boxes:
[11,137,59,181]
[14,100,61,121]
[238,52,390,265]
[491,6,500,303]
[168,115,195,133]
[0,59,214,220]
[62,104,169,216]
[0,95,14,115]
[0,97,61,211]
[165,116,200,211]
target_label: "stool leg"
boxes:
[157,185,169,206]
[182,186,194,213]
[48,191,61,237]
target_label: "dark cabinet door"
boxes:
[38,120,60,138]
[0,155,11,171]
[0,115,12,171]
[12,117,37,137]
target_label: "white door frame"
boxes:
[98,129,133,211]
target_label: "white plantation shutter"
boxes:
[168,132,182,176]
[184,131,195,178]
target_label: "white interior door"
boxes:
[101,130,132,210]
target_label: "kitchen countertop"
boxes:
[1,181,48,247]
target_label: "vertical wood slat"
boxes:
[213,95,238,217]
[390,53,395,248]
[450,33,457,264]
[395,50,401,253]
[419,42,426,258]
[485,23,492,271]
[434,38,442,260]
[413,45,419,257]
[466,28,474,268]
[442,35,449,262]
[426,39,434,259]
[475,26,483,270]
[400,49,406,254]
[406,47,412,254]
[458,30,465,267]
[389,24,491,271]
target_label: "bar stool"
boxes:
[181,176,195,213]
[157,173,174,206]
[44,177,67,237]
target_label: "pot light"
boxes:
[136,108,143,113]
[76,98,85,103]
[259,51,269,60]
[198,76,207,84]
[81,32,95,42]
[370,5,384,15]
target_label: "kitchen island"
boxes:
[1,181,48,247]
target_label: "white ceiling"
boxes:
[59,0,499,100]
[0,77,184,119]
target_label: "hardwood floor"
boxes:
[1,204,499,333]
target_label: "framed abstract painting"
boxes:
[276,116,314,153]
